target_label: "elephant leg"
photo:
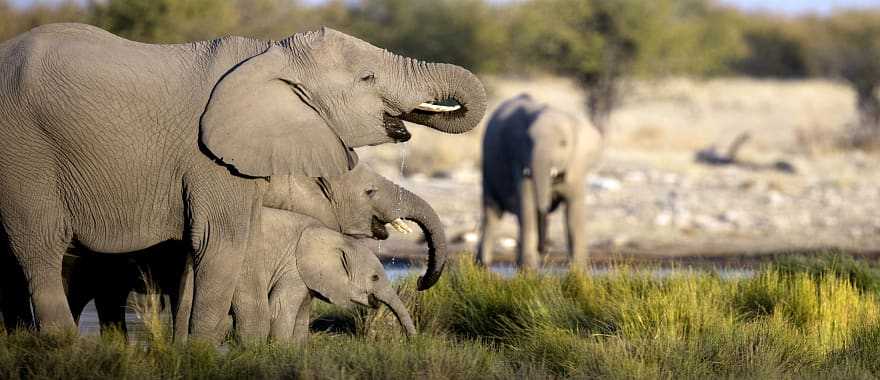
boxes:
[476,196,503,267]
[185,175,265,343]
[7,214,76,332]
[94,290,129,333]
[537,210,550,257]
[267,277,307,342]
[292,298,311,344]
[171,255,194,344]
[231,273,271,343]
[566,194,588,269]
[0,253,34,329]
[517,178,540,270]
[189,242,247,343]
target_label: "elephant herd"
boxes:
[0,23,602,343]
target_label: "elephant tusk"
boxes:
[390,218,413,234]
[415,102,461,112]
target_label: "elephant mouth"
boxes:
[383,114,411,142]
[371,216,390,240]
[384,99,464,142]
[371,217,414,240]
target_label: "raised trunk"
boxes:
[390,55,487,135]
[398,188,448,291]
[376,289,416,337]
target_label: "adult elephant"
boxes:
[478,94,602,270]
[0,23,485,340]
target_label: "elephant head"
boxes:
[526,111,576,214]
[296,228,415,337]
[263,165,449,291]
[201,27,487,178]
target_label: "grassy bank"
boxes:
[3,254,880,379]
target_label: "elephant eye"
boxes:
[359,71,376,83]
[371,274,380,282]
[365,188,377,197]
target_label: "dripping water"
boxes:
[390,142,409,267]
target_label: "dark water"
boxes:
[77,263,754,336]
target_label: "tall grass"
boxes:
[2,254,880,379]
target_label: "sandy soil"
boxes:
[357,76,880,265]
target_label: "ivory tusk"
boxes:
[415,102,461,112]
[390,218,413,234]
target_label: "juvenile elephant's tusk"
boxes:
[415,102,461,112]
[390,218,413,234]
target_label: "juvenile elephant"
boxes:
[478,94,602,269]
[56,165,444,338]
[0,23,484,339]
[258,209,415,342]
[264,165,448,290]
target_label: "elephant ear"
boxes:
[295,227,352,305]
[201,44,357,178]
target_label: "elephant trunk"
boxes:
[375,289,416,337]
[390,54,487,135]
[397,188,448,291]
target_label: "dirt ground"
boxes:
[357,76,880,265]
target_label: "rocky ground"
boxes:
[357,76,880,265]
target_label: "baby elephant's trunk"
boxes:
[375,289,416,337]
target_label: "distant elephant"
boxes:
[0,23,484,339]
[56,165,444,339]
[478,94,602,269]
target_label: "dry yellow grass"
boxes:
[361,75,860,176]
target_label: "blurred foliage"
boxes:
[508,0,746,127]
[89,0,240,43]
[2,0,880,137]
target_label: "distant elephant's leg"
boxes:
[476,196,503,267]
[537,210,550,257]
[517,178,540,270]
[566,193,588,269]
[291,298,311,344]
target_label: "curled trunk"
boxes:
[398,188,448,291]
[390,55,487,135]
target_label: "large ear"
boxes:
[295,227,352,304]
[201,44,357,178]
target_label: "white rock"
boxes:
[499,237,517,250]
[655,211,673,226]
[589,176,622,191]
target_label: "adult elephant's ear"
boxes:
[201,44,356,178]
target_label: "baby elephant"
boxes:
[479,94,603,269]
[256,208,415,342]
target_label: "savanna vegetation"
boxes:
[3,254,880,379]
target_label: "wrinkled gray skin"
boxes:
[478,94,602,269]
[0,23,484,340]
[264,165,448,290]
[247,209,415,342]
[46,165,443,339]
